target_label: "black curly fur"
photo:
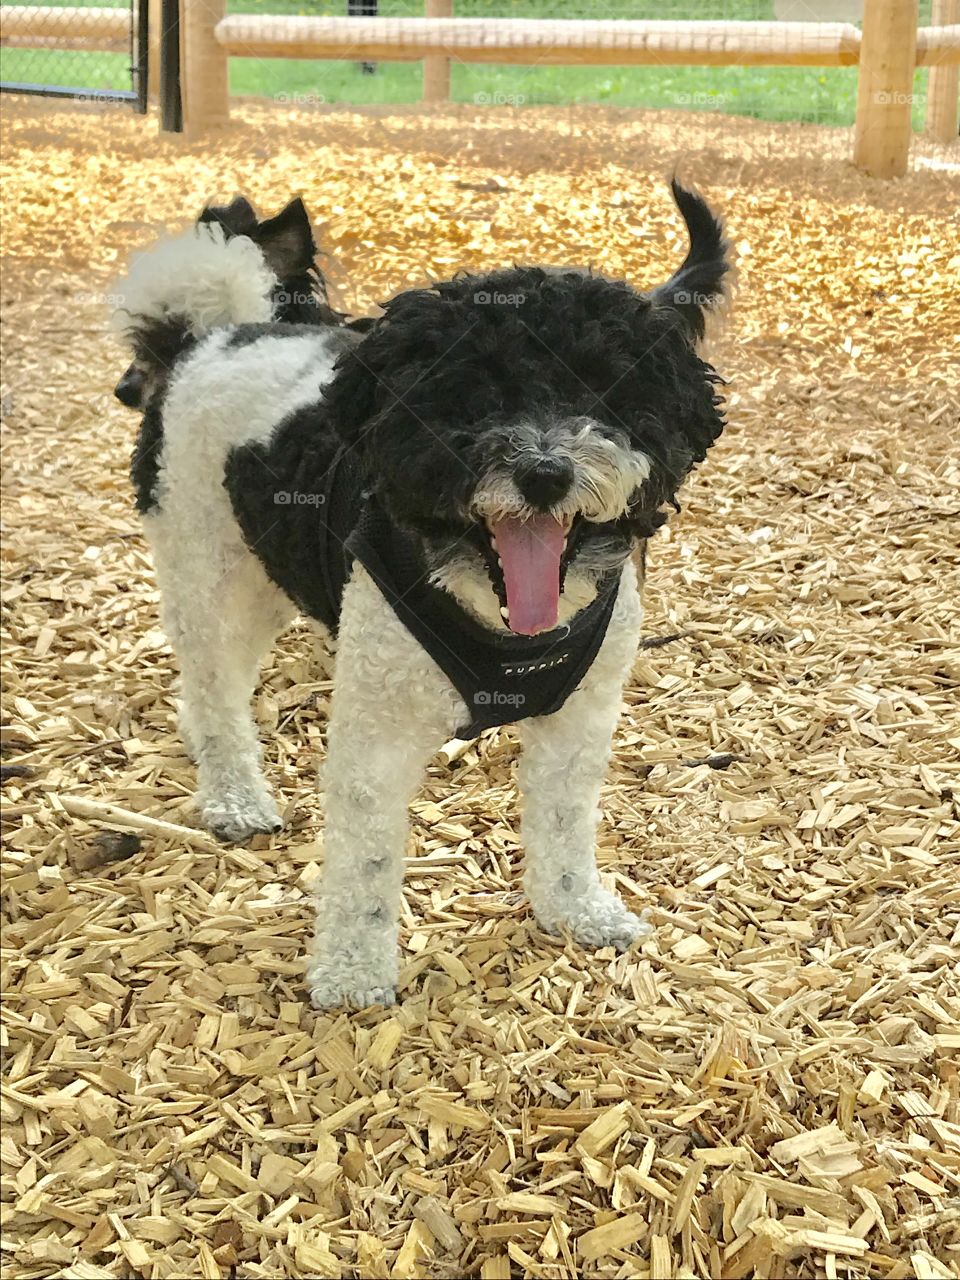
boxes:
[230,195,348,329]
[126,314,195,380]
[651,178,730,342]
[224,322,358,357]
[321,182,726,566]
[223,400,353,630]
[130,396,167,513]
[131,322,361,519]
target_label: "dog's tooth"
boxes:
[500,606,510,622]
[497,556,503,568]
[490,537,498,550]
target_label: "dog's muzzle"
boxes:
[114,364,145,409]
[516,454,574,510]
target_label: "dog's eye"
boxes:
[449,433,474,451]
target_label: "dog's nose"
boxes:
[517,455,574,509]
[115,365,144,409]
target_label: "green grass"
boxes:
[0,0,935,129]
[0,48,130,92]
[231,59,872,126]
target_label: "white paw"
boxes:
[537,887,652,953]
[201,789,282,844]
[178,723,199,764]
[306,946,398,1010]
[308,981,397,1011]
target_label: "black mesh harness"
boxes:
[306,453,622,740]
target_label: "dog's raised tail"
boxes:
[651,178,730,343]
[110,222,277,356]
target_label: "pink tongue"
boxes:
[490,513,565,635]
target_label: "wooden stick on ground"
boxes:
[57,794,219,847]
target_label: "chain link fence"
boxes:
[0,0,147,104]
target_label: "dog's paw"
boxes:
[178,723,199,764]
[306,948,398,1011]
[540,889,652,953]
[201,791,282,844]
[308,980,397,1011]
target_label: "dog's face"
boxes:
[325,184,729,635]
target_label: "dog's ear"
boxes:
[345,315,378,334]
[650,179,730,344]
[251,197,316,281]
[198,194,259,238]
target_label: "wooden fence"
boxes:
[1,0,958,177]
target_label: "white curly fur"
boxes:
[111,223,277,342]
[306,567,466,1009]
[142,327,344,842]
[471,421,652,527]
[518,563,652,952]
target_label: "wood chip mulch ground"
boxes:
[1,96,959,1279]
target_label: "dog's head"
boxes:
[114,195,332,410]
[200,194,340,326]
[325,180,730,635]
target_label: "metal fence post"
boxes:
[159,0,182,131]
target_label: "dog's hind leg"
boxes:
[306,568,464,1010]
[147,513,296,843]
[518,562,652,952]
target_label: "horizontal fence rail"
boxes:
[7,10,957,67]
[215,17,867,67]
[0,6,131,41]
[1,35,129,51]
[919,18,960,58]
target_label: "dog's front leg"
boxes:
[306,570,464,1010]
[518,565,652,952]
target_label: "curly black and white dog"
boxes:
[113,194,358,411]
[112,180,729,1009]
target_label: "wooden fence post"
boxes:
[147,0,161,102]
[926,0,960,142]
[853,0,919,177]
[422,0,452,103]
[181,0,229,134]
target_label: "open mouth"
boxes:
[478,512,579,636]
